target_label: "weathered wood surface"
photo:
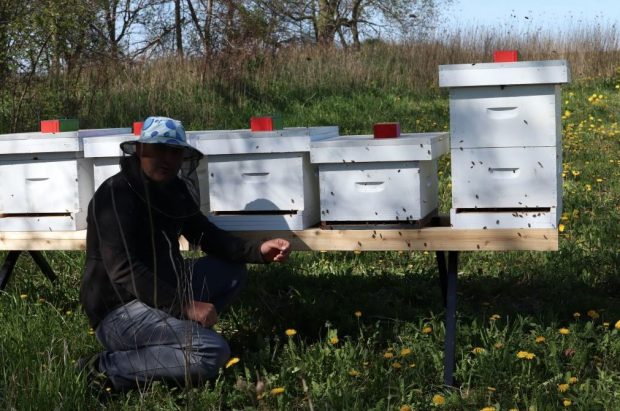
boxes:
[0,226,557,251]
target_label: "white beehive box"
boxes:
[0,130,97,231]
[311,133,449,223]
[81,128,134,190]
[191,127,339,230]
[439,60,570,229]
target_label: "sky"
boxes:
[441,0,620,31]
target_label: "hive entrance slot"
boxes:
[211,210,298,216]
[455,207,551,213]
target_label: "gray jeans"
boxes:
[95,256,248,391]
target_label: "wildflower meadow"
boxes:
[1,41,620,410]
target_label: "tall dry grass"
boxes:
[2,24,619,133]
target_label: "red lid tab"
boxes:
[373,122,400,138]
[40,120,60,133]
[493,50,519,63]
[40,119,79,133]
[250,116,283,132]
[133,122,143,136]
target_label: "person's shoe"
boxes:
[75,354,114,399]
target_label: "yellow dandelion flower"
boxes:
[383,352,394,359]
[603,322,610,327]
[400,406,412,411]
[392,361,402,369]
[65,310,72,316]
[472,347,486,355]
[225,357,240,368]
[571,170,580,177]
[270,387,285,395]
[585,184,592,191]
[559,328,570,335]
[535,336,546,344]
[349,369,360,377]
[20,294,27,299]
[569,376,578,384]
[559,224,565,232]
[354,310,362,318]
[400,348,412,357]
[329,335,339,345]
[564,110,571,117]
[563,399,572,407]
[615,320,620,330]
[516,351,536,360]
[285,329,297,337]
[87,329,95,336]
[432,394,445,405]
[573,312,581,319]
[596,178,603,183]
[558,383,569,393]
[481,407,496,411]
[509,409,519,411]
[422,326,432,334]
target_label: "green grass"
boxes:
[2,74,620,409]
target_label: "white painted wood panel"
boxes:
[0,155,93,214]
[450,207,558,229]
[318,161,438,221]
[208,153,308,212]
[451,146,560,209]
[439,60,570,87]
[191,127,338,155]
[310,133,449,163]
[82,134,136,157]
[449,85,561,148]
[0,132,82,153]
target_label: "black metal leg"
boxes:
[0,251,23,290]
[28,251,57,283]
[435,251,448,307]
[443,251,459,387]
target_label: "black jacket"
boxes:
[80,156,264,328]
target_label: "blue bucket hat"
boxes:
[120,116,203,160]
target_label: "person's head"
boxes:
[120,116,203,183]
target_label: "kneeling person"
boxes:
[79,116,290,391]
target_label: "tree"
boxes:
[254,0,452,48]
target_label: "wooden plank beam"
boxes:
[0,231,87,251]
[235,227,558,252]
[0,227,558,252]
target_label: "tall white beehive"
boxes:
[310,133,449,224]
[191,127,339,230]
[439,60,570,229]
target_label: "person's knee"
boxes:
[230,262,248,291]
[191,331,231,380]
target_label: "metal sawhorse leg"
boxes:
[436,251,459,387]
[0,251,57,290]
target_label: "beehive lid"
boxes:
[0,131,82,154]
[82,130,136,158]
[310,132,449,163]
[190,126,339,155]
[439,60,570,87]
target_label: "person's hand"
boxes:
[184,301,218,327]
[260,238,291,263]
